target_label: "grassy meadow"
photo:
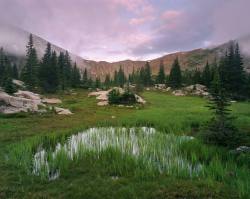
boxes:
[0,90,250,198]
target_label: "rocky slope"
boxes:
[1,23,250,79]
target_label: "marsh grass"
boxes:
[8,127,250,198]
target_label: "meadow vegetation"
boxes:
[0,90,250,198]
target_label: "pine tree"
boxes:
[95,77,101,88]
[0,48,5,85]
[117,66,125,87]
[48,51,59,92]
[64,51,72,87]
[71,62,81,88]
[21,34,39,89]
[168,58,182,88]
[114,70,118,86]
[58,52,66,90]
[219,42,246,99]
[104,74,111,88]
[193,68,202,84]
[156,60,165,84]
[39,43,52,92]
[4,77,16,94]
[144,62,152,86]
[202,69,240,148]
[202,61,211,88]
[233,43,246,96]
[82,68,88,86]
[12,63,19,79]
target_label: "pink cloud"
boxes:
[161,10,182,21]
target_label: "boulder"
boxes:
[172,90,186,96]
[12,79,25,88]
[89,87,146,106]
[236,146,250,153]
[166,87,171,92]
[135,94,146,104]
[230,146,250,155]
[0,91,43,113]
[42,98,62,104]
[155,84,166,90]
[55,107,73,115]
[97,101,108,106]
[14,90,41,101]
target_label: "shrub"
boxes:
[108,89,137,105]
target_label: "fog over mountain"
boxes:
[0,22,250,79]
[0,0,250,62]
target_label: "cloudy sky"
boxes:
[0,0,250,61]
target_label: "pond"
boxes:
[31,127,202,181]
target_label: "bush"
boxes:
[108,89,137,105]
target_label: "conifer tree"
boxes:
[104,74,111,88]
[202,61,211,88]
[4,77,16,94]
[71,62,81,88]
[64,51,72,87]
[82,68,88,86]
[58,52,66,90]
[168,58,182,88]
[144,62,152,86]
[0,48,7,86]
[21,34,39,89]
[219,42,246,98]
[193,68,202,84]
[95,77,101,88]
[117,66,125,87]
[12,63,19,79]
[202,69,240,147]
[39,42,52,92]
[156,60,165,84]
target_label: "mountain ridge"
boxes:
[1,23,250,79]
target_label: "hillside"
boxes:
[1,23,250,79]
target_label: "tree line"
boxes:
[0,35,249,99]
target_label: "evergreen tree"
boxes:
[39,43,52,92]
[202,61,211,88]
[82,68,88,86]
[0,48,14,88]
[0,48,5,85]
[71,62,81,88]
[4,77,16,94]
[64,51,72,87]
[114,70,118,86]
[117,66,125,87]
[49,51,59,92]
[219,42,246,98]
[139,67,145,85]
[104,74,111,88]
[168,58,182,88]
[144,62,152,86]
[58,52,66,90]
[201,69,240,148]
[156,60,165,84]
[21,34,39,89]
[12,63,19,79]
[95,77,101,88]
[193,68,202,84]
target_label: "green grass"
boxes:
[1,89,250,198]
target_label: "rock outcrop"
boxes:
[42,98,62,104]
[89,88,146,106]
[55,107,73,115]
[172,84,209,97]
[0,91,43,113]
[0,90,70,115]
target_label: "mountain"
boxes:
[1,23,250,80]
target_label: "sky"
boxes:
[0,0,250,62]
